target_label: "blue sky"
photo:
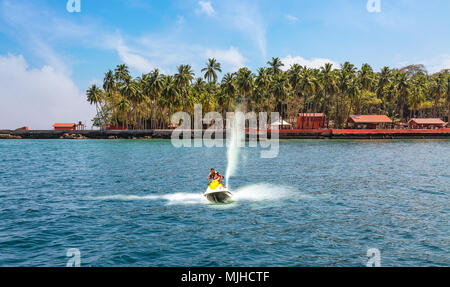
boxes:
[0,0,449,129]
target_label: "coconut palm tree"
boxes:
[141,69,165,128]
[103,70,116,93]
[359,64,374,91]
[236,67,254,112]
[174,65,195,109]
[120,77,139,128]
[86,85,104,117]
[271,74,290,119]
[267,57,284,75]
[161,75,180,126]
[114,64,130,83]
[408,74,427,118]
[298,67,317,111]
[394,72,410,121]
[319,63,337,127]
[377,67,391,113]
[201,58,222,83]
[446,75,450,122]
[221,73,237,112]
[117,97,130,128]
[430,73,447,117]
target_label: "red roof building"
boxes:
[297,113,325,129]
[53,123,76,131]
[408,118,446,129]
[348,115,392,129]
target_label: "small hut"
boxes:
[53,123,76,131]
[408,118,446,129]
[348,115,392,129]
[297,113,325,129]
[271,120,292,130]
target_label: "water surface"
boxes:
[0,139,448,266]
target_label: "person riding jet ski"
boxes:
[209,169,225,188]
[205,169,232,203]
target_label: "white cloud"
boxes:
[225,2,266,59]
[205,46,247,72]
[116,40,155,74]
[281,55,338,70]
[422,54,450,74]
[0,54,94,130]
[114,34,247,76]
[285,14,299,23]
[394,54,450,74]
[197,1,215,17]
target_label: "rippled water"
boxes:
[0,139,449,266]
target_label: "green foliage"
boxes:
[86,62,450,129]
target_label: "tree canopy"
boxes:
[86,58,450,129]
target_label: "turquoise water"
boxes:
[0,139,449,267]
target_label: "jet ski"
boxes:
[204,180,233,204]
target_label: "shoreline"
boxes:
[1,129,450,140]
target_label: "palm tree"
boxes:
[142,69,165,128]
[408,74,427,118]
[394,72,410,121]
[114,64,130,83]
[267,57,284,75]
[377,67,391,113]
[359,64,374,91]
[319,63,337,127]
[298,67,317,111]
[120,77,139,128]
[161,76,180,127]
[86,85,104,118]
[236,67,254,112]
[288,64,302,97]
[102,70,119,125]
[117,97,130,128]
[271,74,290,120]
[446,75,450,122]
[430,73,446,117]
[103,70,116,93]
[201,58,222,83]
[255,68,273,113]
[174,65,195,110]
[335,62,356,127]
[221,73,237,112]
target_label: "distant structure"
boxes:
[271,120,292,130]
[348,115,393,129]
[297,113,325,129]
[14,127,29,131]
[53,123,76,131]
[76,121,86,131]
[408,118,446,129]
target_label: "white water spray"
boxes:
[225,111,245,188]
[90,184,300,205]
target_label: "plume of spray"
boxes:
[225,108,245,189]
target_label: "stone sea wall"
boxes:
[0,129,449,140]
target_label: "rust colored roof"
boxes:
[298,113,325,117]
[348,115,392,124]
[53,123,76,128]
[408,118,445,125]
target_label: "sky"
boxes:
[0,0,449,129]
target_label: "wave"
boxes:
[90,183,310,205]
[91,193,207,205]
